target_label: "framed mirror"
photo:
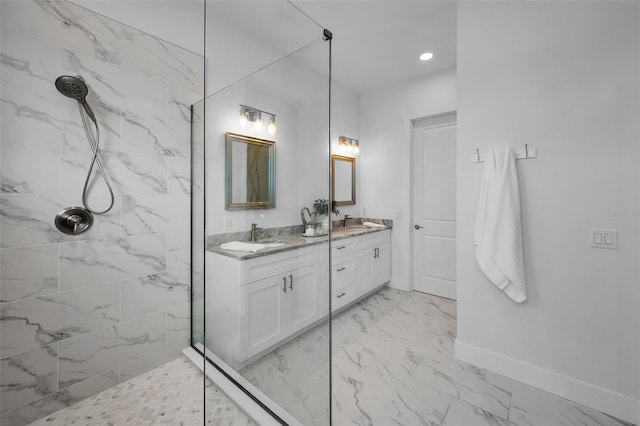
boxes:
[331,154,356,206]
[225,132,276,210]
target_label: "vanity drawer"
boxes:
[357,229,390,249]
[331,239,358,258]
[332,258,355,291]
[332,284,355,312]
[241,246,321,284]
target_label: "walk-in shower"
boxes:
[1,0,205,424]
[53,75,114,235]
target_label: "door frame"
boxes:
[407,110,457,293]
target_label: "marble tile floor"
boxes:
[27,357,254,426]
[26,287,635,426]
[242,287,635,426]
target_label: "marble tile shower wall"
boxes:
[0,1,203,424]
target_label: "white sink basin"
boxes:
[255,239,288,248]
[337,225,369,234]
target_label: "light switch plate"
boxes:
[590,228,617,249]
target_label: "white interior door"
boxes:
[412,113,457,300]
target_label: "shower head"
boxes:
[55,75,96,122]
[55,75,89,100]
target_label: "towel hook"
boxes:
[472,145,537,163]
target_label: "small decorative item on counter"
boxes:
[313,199,339,234]
[301,207,317,228]
[304,225,316,236]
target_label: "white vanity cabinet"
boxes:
[206,245,327,368]
[206,228,391,368]
[240,262,322,360]
[332,229,391,312]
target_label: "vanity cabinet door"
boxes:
[240,275,288,361]
[373,243,391,288]
[356,242,391,295]
[355,247,375,294]
[288,263,322,334]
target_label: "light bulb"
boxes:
[239,110,248,127]
[253,113,263,130]
[353,142,360,153]
[419,52,434,61]
[268,116,276,135]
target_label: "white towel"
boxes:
[474,146,527,303]
[363,221,386,229]
[220,241,265,252]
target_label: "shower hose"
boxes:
[78,102,115,215]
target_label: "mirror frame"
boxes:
[331,154,356,206]
[225,132,276,210]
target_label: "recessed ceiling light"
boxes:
[419,52,434,61]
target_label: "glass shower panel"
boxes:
[191,95,206,374]
[200,2,331,423]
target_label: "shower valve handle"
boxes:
[68,215,82,233]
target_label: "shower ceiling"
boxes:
[69,0,204,53]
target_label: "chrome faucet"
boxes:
[250,223,261,242]
[344,215,353,230]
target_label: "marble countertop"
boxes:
[208,220,392,261]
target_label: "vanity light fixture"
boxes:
[419,52,434,61]
[238,104,276,135]
[339,136,359,154]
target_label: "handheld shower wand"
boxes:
[54,75,115,215]
[54,75,115,235]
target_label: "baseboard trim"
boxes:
[454,340,639,425]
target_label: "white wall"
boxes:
[456,2,640,423]
[360,69,457,291]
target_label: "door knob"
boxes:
[414,224,424,230]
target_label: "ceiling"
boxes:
[206,0,457,96]
[292,1,457,94]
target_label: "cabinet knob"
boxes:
[289,274,293,290]
[282,276,287,293]
[414,224,424,230]
[337,267,346,272]
[337,292,346,298]
[336,245,346,250]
